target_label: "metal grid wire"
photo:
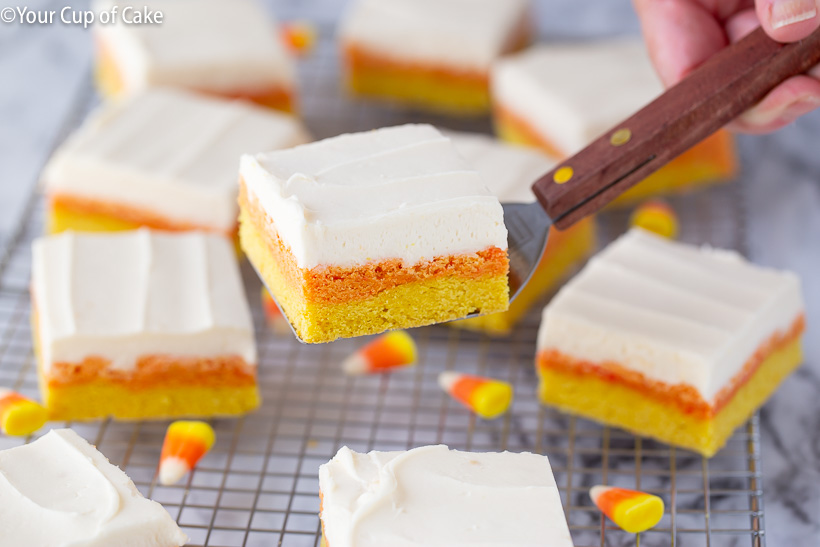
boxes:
[0,20,766,547]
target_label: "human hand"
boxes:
[633,0,820,133]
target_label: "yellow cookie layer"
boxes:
[494,116,737,207]
[42,382,259,422]
[47,200,144,234]
[342,45,491,115]
[32,314,258,422]
[240,210,509,343]
[345,68,489,115]
[536,338,802,456]
[46,202,243,254]
[454,217,595,335]
[95,48,124,98]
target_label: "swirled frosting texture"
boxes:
[32,229,257,373]
[43,88,309,232]
[537,228,804,402]
[0,429,186,546]
[319,445,573,547]
[241,124,508,269]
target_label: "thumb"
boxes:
[756,0,820,41]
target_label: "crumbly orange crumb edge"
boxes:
[239,180,509,306]
[536,314,805,420]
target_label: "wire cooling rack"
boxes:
[0,20,766,547]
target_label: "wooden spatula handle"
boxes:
[533,26,820,229]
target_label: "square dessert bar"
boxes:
[32,229,259,421]
[94,0,297,112]
[0,429,187,546]
[447,131,595,335]
[339,0,531,115]
[492,39,737,205]
[239,124,509,343]
[319,445,573,547]
[42,87,309,237]
[536,229,805,456]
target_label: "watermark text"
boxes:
[0,6,163,27]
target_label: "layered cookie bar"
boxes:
[319,445,573,546]
[239,124,509,343]
[0,429,187,546]
[339,0,531,115]
[448,131,595,334]
[492,39,737,205]
[94,0,297,112]
[31,229,259,421]
[43,88,309,237]
[536,229,805,456]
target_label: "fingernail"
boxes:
[768,0,818,29]
[781,96,820,122]
[740,95,820,128]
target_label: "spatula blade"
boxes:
[501,201,553,303]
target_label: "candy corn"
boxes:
[0,388,47,436]
[281,21,317,56]
[342,331,417,375]
[630,200,679,239]
[590,485,664,533]
[438,372,513,419]
[159,421,216,486]
[261,287,291,335]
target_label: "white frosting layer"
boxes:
[447,130,556,203]
[94,0,295,94]
[32,229,257,373]
[0,429,187,546]
[537,229,804,403]
[241,124,507,269]
[340,0,530,71]
[43,88,309,233]
[319,445,573,547]
[492,39,663,155]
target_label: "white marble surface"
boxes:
[0,0,817,544]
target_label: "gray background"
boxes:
[0,0,818,543]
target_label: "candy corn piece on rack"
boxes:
[630,200,680,239]
[281,21,318,56]
[0,388,48,436]
[590,486,665,533]
[159,421,216,486]
[438,372,513,419]
[342,331,417,375]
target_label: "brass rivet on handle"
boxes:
[553,166,574,184]
[610,128,632,146]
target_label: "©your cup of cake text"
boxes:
[0,5,163,27]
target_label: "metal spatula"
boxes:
[504,26,820,300]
